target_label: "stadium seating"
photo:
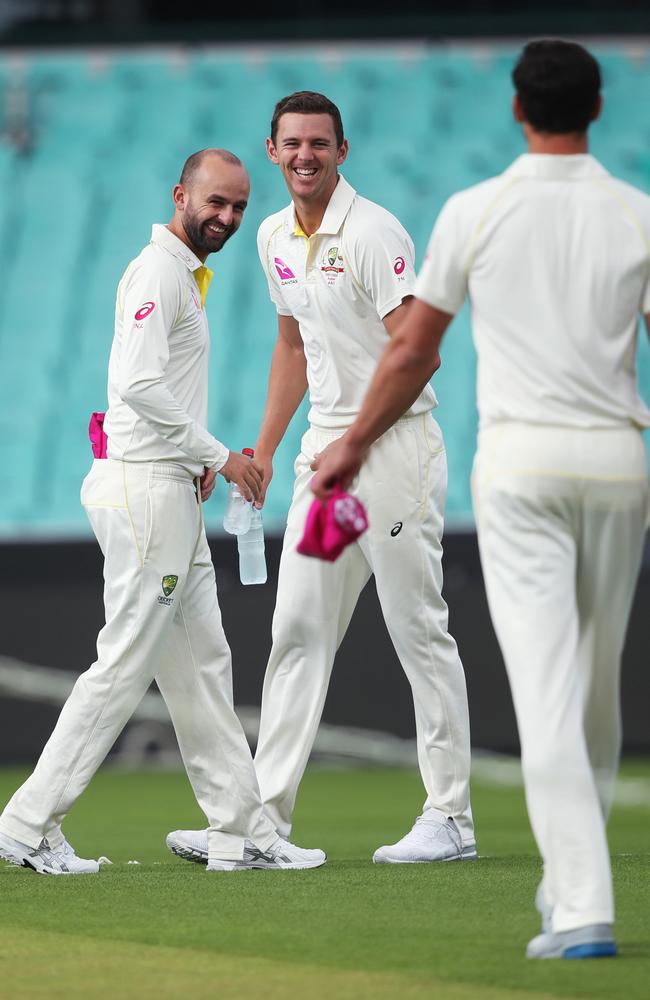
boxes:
[0,44,648,535]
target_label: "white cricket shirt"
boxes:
[258,174,436,429]
[415,154,650,430]
[103,225,229,476]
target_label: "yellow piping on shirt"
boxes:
[463,178,521,277]
[591,177,650,266]
[265,222,287,287]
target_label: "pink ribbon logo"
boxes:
[274,257,296,280]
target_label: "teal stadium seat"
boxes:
[0,45,648,537]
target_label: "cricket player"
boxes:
[0,149,325,874]
[167,93,476,865]
[311,42,650,957]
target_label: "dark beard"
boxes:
[182,215,233,255]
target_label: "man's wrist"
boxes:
[254,440,276,459]
[345,426,372,453]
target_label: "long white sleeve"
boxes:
[104,228,230,474]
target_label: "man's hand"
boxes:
[310,436,366,499]
[199,466,217,502]
[218,451,263,503]
[254,451,273,509]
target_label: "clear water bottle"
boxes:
[222,448,254,535]
[238,505,267,585]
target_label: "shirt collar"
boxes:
[504,153,610,182]
[150,224,205,272]
[283,174,357,238]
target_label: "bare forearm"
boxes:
[256,338,308,456]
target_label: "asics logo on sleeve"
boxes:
[391,522,403,536]
[393,257,405,276]
[135,301,156,320]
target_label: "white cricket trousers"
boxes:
[255,414,474,845]
[472,424,649,932]
[0,459,277,861]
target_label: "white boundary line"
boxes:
[1,655,648,808]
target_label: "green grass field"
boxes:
[1,763,648,999]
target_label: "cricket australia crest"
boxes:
[161,575,178,597]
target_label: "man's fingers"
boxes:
[199,467,216,502]
[247,471,262,500]
[254,464,272,509]
[311,474,333,500]
[320,476,339,497]
[241,475,261,503]
[255,483,268,509]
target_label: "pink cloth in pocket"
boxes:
[297,487,369,562]
[89,412,108,459]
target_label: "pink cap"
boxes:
[89,411,108,459]
[297,487,368,562]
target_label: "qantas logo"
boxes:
[274,257,296,281]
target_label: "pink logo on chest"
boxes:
[274,257,296,280]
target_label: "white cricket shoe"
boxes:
[373,807,477,864]
[166,828,209,864]
[207,837,327,872]
[526,924,617,959]
[0,832,100,875]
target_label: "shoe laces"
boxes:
[413,811,448,832]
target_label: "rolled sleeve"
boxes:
[352,214,417,319]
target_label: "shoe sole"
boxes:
[207,858,327,871]
[563,943,617,959]
[373,848,478,864]
[529,941,618,959]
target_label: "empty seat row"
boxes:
[0,43,649,536]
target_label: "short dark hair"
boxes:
[179,148,242,186]
[512,40,601,134]
[270,91,344,147]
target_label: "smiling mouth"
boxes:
[205,222,229,237]
[293,167,318,178]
